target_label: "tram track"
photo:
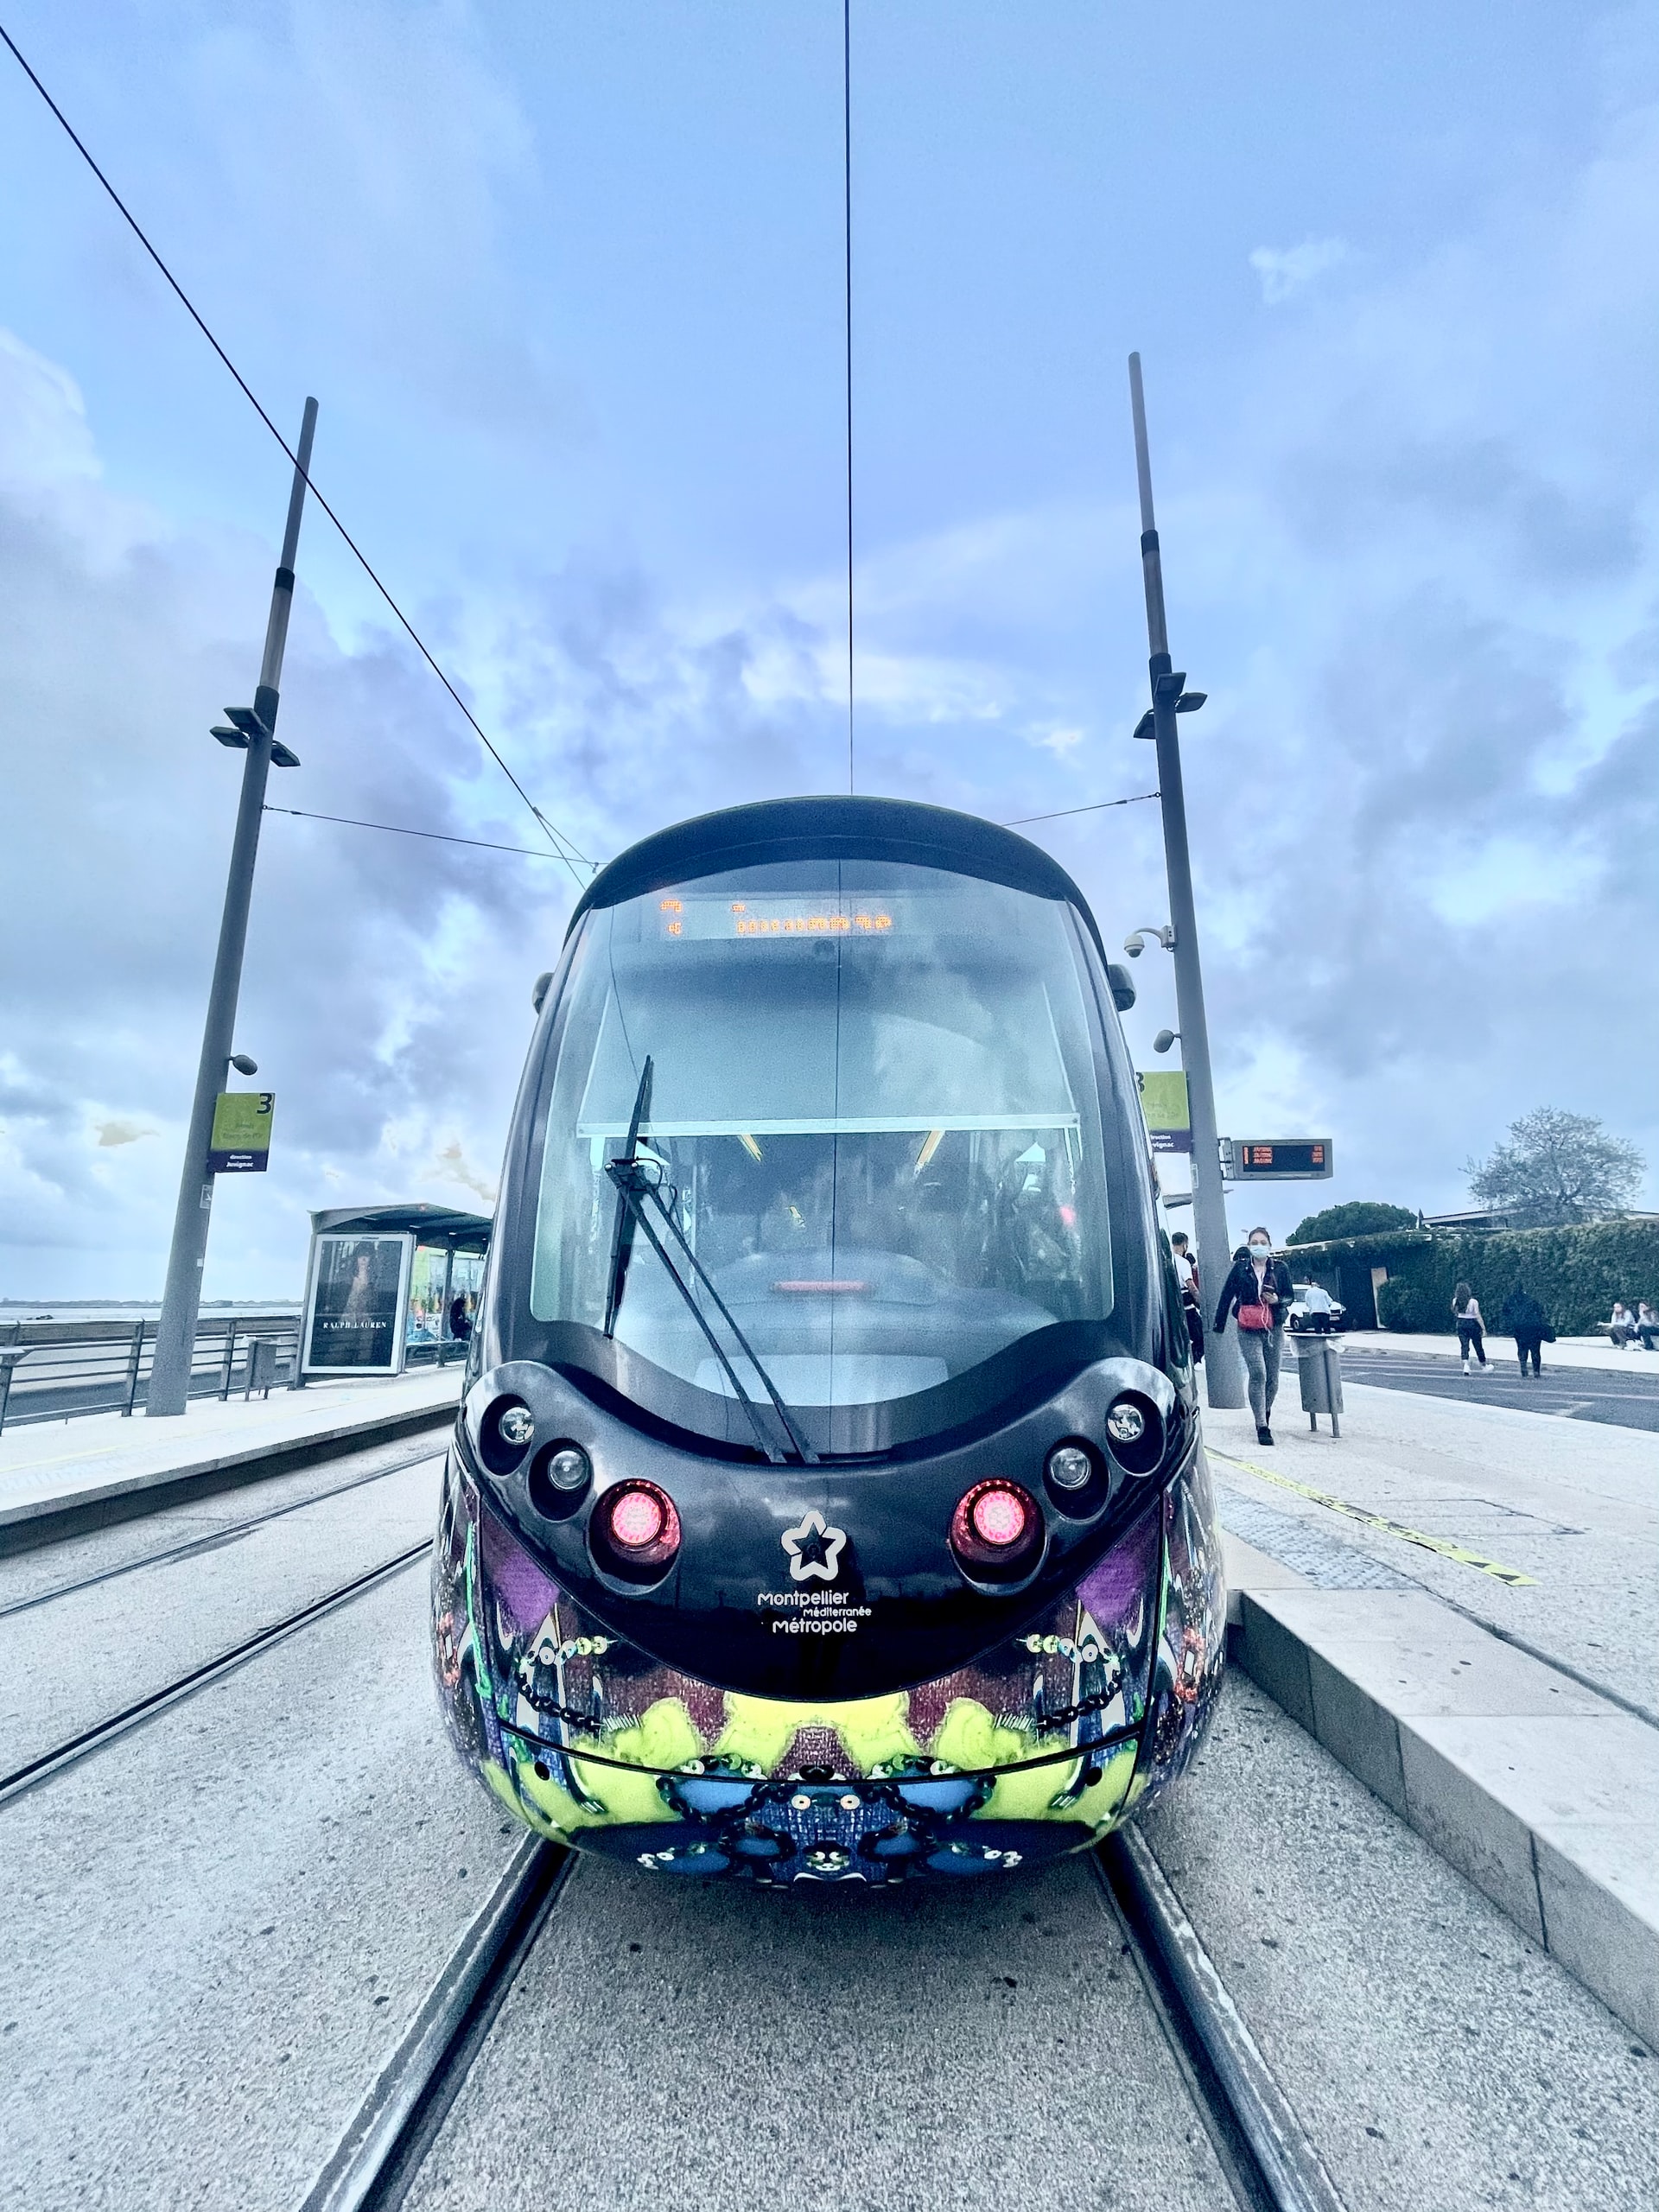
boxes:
[1097,1827,1347,2212]
[0,1538,432,1809]
[299,1839,574,2212]
[297,1822,1344,2212]
[0,1440,446,1623]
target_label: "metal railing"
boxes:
[0,1313,301,1435]
[0,1311,472,1435]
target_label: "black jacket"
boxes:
[1214,1249,1294,1333]
[1500,1289,1547,1333]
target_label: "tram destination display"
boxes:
[1228,1138,1334,1181]
[207,1090,273,1173]
[301,1232,413,1374]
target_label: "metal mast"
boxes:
[1128,356,1243,1409]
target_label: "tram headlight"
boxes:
[545,1444,590,1491]
[1046,1444,1094,1491]
[1105,1400,1145,1445]
[592,1479,682,1580]
[1043,1440,1107,1517]
[1104,1392,1163,1476]
[950,1479,1042,1581]
[480,1395,535,1471]
[527,1440,591,1520]
[499,1404,536,1451]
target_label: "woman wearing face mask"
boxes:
[1214,1228,1294,1446]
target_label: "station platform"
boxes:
[0,1370,461,1550]
[1210,1381,1659,2048]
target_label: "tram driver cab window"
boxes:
[529,861,1122,1408]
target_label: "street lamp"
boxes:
[1153,1028,1179,1055]
[1126,353,1243,1409]
[148,398,318,1417]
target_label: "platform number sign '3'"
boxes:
[208,1091,275,1173]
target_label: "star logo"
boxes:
[780,1509,847,1584]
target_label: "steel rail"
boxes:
[0,1541,431,1808]
[299,1837,574,2212]
[0,1441,445,1623]
[1096,1827,1348,2212]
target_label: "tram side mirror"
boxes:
[1106,963,1137,1013]
[531,969,554,1015]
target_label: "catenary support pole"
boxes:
[149,399,318,1415]
[1128,356,1244,1410]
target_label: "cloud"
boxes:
[432,1140,498,1206]
[5,25,1659,1287]
[1249,237,1351,305]
[0,324,860,1294]
[93,1120,156,1147]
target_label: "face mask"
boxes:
[1249,1243,1270,1257]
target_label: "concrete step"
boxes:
[0,1370,461,1552]
[1222,1558,1659,2049]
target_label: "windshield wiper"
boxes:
[601,1058,652,1338]
[601,1057,817,1466]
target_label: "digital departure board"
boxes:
[1229,1139,1333,1181]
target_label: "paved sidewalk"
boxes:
[1339,1329,1655,1374]
[1202,1385,1659,1724]
[1207,1377,1659,2048]
[1219,1522,1659,2050]
[0,1370,461,1538]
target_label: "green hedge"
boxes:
[1290,1219,1659,1335]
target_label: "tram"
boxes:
[431,796,1224,1882]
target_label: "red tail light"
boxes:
[595,1481,681,1574]
[950,1479,1041,1576]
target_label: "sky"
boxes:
[1,0,1656,1299]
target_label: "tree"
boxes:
[1287,1200,1419,1246]
[1467,1108,1645,1227]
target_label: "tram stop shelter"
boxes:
[298,1204,492,1380]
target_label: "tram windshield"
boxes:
[530,860,1119,1408]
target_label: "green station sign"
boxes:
[1136,1070,1191,1154]
[208,1090,274,1173]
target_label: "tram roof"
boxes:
[568,796,1106,960]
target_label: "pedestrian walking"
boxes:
[1636,1300,1659,1351]
[1499,1282,1550,1377]
[1214,1227,1292,1446]
[1170,1231,1205,1363]
[1452,1281,1488,1372]
[1607,1300,1637,1349]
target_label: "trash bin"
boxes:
[245,1336,280,1400]
[1298,1334,1344,1435]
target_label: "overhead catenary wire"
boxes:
[1003,790,1160,828]
[264,791,1154,861]
[842,0,855,796]
[264,804,591,865]
[0,18,591,888]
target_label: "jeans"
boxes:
[1239,1325,1282,1427]
[1639,1325,1658,1351]
[1457,1321,1487,1365]
[1515,1328,1543,1376]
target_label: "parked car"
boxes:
[1287,1281,1346,1333]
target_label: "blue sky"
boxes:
[1,0,1655,1296]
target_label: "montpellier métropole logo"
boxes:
[780,1509,847,1583]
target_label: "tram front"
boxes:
[432,797,1224,1882]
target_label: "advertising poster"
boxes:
[208,1090,274,1173]
[302,1233,411,1373]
